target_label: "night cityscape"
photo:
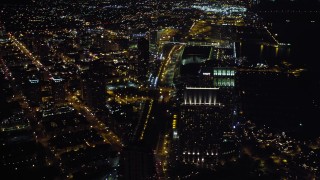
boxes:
[0,0,319,179]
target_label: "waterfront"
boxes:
[239,9,320,139]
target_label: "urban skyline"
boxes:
[0,0,319,179]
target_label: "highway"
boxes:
[135,40,185,178]
[138,42,181,141]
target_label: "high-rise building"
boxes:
[177,87,230,167]
[137,38,150,81]
[81,60,106,110]
[174,64,239,168]
[50,77,66,105]
[81,75,105,110]
[25,76,41,107]
[148,30,159,56]
[199,67,236,88]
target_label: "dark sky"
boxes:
[257,0,320,7]
[0,0,33,5]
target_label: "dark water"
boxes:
[237,42,290,66]
[238,13,320,139]
[266,14,320,70]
